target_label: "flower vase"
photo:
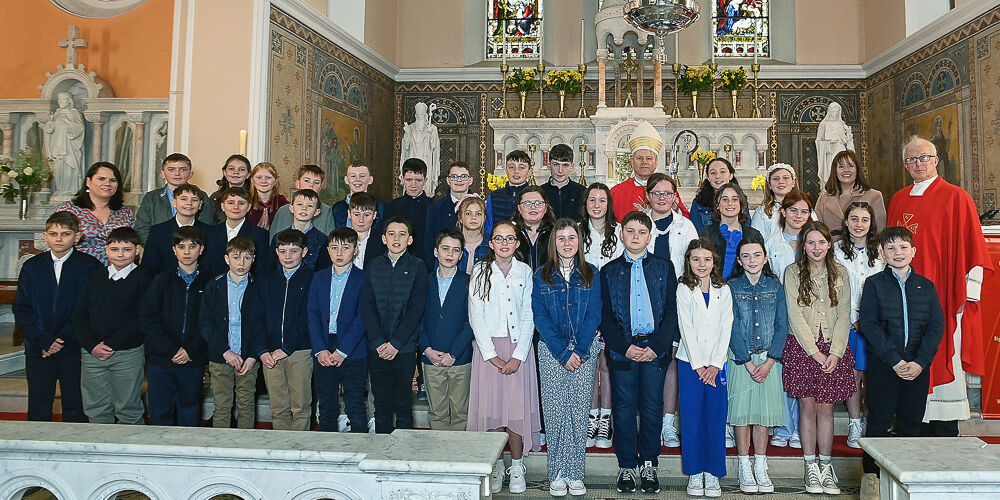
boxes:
[518,91,528,119]
[690,91,699,118]
[557,90,567,118]
[731,90,739,118]
[18,190,29,221]
[697,162,707,180]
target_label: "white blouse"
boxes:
[468,259,535,362]
[676,283,734,369]
[834,245,885,325]
[583,219,624,270]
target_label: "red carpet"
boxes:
[571,435,863,457]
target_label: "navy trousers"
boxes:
[315,357,368,432]
[147,363,205,426]
[26,351,84,422]
[678,360,728,477]
[609,358,667,468]
[368,354,416,434]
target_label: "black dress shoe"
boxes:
[616,467,637,492]
[640,461,660,493]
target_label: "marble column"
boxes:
[653,50,663,109]
[0,117,12,187]
[597,50,608,108]
[127,113,145,194]
[85,112,105,164]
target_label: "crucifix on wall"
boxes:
[59,25,87,68]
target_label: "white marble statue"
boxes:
[44,92,86,197]
[815,101,854,185]
[400,102,440,196]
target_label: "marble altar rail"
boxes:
[860,436,1000,499]
[0,422,507,500]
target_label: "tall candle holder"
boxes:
[578,141,588,185]
[671,63,682,118]
[708,63,721,118]
[527,143,538,184]
[498,63,510,118]
[751,63,762,118]
[535,63,548,118]
[577,64,589,118]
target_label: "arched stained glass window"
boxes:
[487,0,542,60]
[712,0,769,59]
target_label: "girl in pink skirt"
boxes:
[782,221,855,495]
[467,221,542,495]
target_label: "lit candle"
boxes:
[239,129,247,156]
[710,16,715,64]
[753,25,758,64]
[580,18,585,64]
[674,33,679,63]
[501,19,507,64]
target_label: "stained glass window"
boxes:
[712,0,769,59]
[487,0,542,60]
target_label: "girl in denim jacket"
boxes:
[727,235,790,494]
[532,219,602,496]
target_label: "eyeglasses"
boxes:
[519,200,545,208]
[648,190,675,199]
[492,235,517,243]
[448,174,472,181]
[903,154,937,165]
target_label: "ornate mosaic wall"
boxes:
[267,6,395,202]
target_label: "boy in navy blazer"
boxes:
[141,183,212,275]
[135,153,215,242]
[14,211,101,422]
[203,187,270,277]
[423,161,473,270]
[267,188,330,272]
[309,227,368,432]
[346,192,386,270]
[200,236,263,428]
[419,227,474,431]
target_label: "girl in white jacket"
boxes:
[676,238,734,497]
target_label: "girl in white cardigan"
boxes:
[676,238,734,497]
[467,221,541,495]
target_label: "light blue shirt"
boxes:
[282,264,301,279]
[625,252,655,336]
[165,186,177,216]
[226,274,249,353]
[437,271,454,306]
[892,267,912,346]
[328,267,352,334]
[178,266,198,287]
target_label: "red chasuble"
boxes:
[610,177,690,222]
[887,178,994,389]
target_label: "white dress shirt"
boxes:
[108,262,137,281]
[225,219,245,242]
[51,249,73,284]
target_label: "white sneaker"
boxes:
[804,461,823,494]
[770,434,789,447]
[860,472,880,500]
[725,424,736,448]
[585,413,598,448]
[754,456,774,493]
[367,417,375,434]
[820,461,841,495]
[489,459,505,494]
[662,417,681,447]
[686,472,705,496]
[548,477,567,497]
[595,415,613,448]
[567,479,586,496]
[338,414,350,433]
[789,432,802,449]
[847,417,864,448]
[704,473,722,498]
[508,461,527,494]
[738,458,758,494]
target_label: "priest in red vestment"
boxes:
[610,120,689,222]
[886,136,993,435]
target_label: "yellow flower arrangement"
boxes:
[544,69,583,96]
[678,65,715,93]
[719,67,749,92]
[506,68,537,93]
[689,147,717,167]
[750,173,767,191]
[487,172,509,192]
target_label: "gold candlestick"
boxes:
[498,63,510,118]
[577,64,588,118]
[709,63,721,118]
[671,63,682,118]
[751,63,762,118]
[535,63,548,118]
[528,143,537,167]
[578,141,588,185]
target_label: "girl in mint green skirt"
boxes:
[727,235,790,494]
